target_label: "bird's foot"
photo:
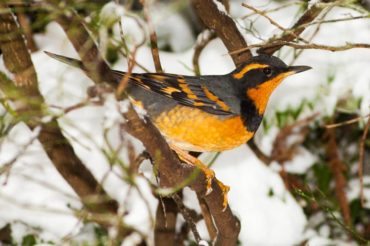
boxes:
[217,180,230,211]
[170,145,230,210]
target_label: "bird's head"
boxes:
[232,55,311,115]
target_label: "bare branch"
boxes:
[325,113,370,129]
[231,41,370,54]
[247,140,271,165]
[193,30,216,76]
[154,196,179,246]
[191,0,252,66]
[258,0,336,55]
[272,114,318,161]
[325,127,352,228]
[302,14,370,27]
[198,196,217,242]
[359,116,370,207]
[241,3,308,44]
[140,0,163,73]
[172,194,202,243]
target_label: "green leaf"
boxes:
[312,162,332,194]
[22,234,37,246]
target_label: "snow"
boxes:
[213,146,307,245]
[0,123,81,240]
[198,239,210,246]
[152,3,195,52]
[347,177,370,209]
[1,1,370,245]
[103,94,126,129]
[213,0,227,14]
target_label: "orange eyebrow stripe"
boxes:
[233,64,268,79]
[202,86,230,112]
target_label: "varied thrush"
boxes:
[45,51,311,206]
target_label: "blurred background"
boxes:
[0,0,369,245]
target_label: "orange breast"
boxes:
[154,106,254,152]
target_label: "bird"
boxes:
[45,51,311,207]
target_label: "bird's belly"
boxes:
[154,106,254,152]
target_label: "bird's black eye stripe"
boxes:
[263,67,272,76]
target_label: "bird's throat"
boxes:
[246,74,286,114]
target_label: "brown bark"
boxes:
[359,116,370,206]
[16,12,38,52]
[193,30,216,76]
[122,106,240,246]
[0,9,37,87]
[198,196,218,241]
[154,197,179,246]
[141,0,163,73]
[325,128,352,227]
[55,14,116,85]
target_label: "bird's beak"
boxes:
[287,65,312,74]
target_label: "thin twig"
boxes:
[140,0,163,72]
[230,41,370,55]
[257,0,338,55]
[271,113,318,164]
[172,194,202,243]
[359,116,370,207]
[242,1,300,19]
[290,5,334,64]
[242,3,308,44]
[0,126,41,184]
[198,196,217,242]
[193,30,216,76]
[325,113,370,129]
[192,0,252,66]
[325,127,352,228]
[116,12,150,72]
[247,139,271,165]
[303,14,370,27]
[116,45,138,98]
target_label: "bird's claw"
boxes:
[202,167,215,195]
[220,182,230,211]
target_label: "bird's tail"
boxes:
[44,51,85,70]
[44,51,131,86]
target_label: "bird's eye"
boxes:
[263,67,272,77]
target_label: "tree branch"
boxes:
[257,0,336,55]
[121,105,240,246]
[325,127,352,228]
[359,116,370,206]
[154,196,179,246]
[232,41,370,54]
[191,0,252,66]
[140,0,163,73]
[193,30,216,76]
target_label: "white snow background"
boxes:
[0,0,369,245]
